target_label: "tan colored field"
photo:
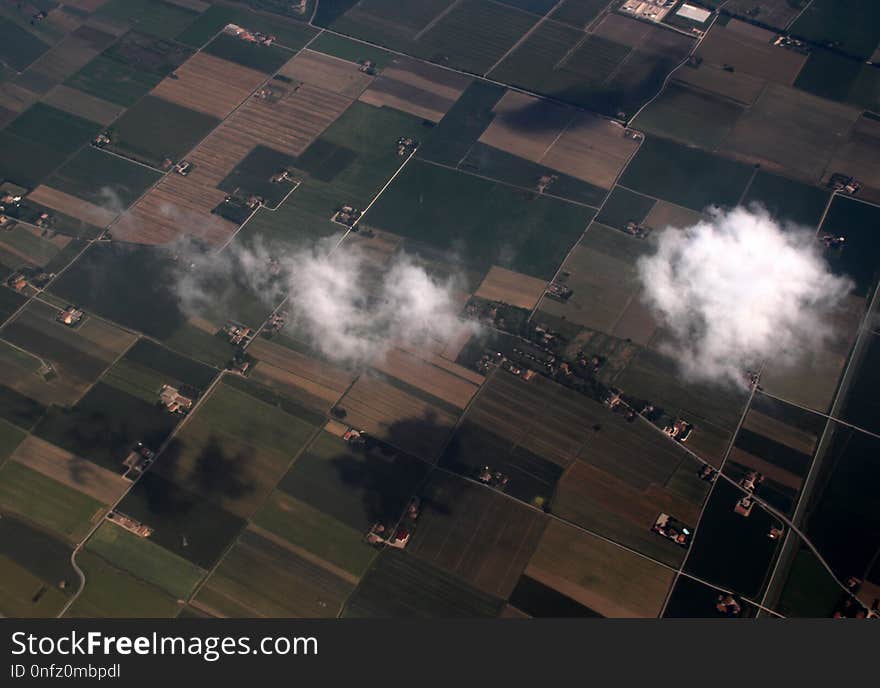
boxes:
[642,199,704,231]
[370,347,481,410]
[10,436,128,504]
[440,326,474,363]
[26,35,98,83]
[0,83,38,114]
[339,373,459,461]
[114,77,353,245]
[152,53,267,119]
[278,49,375,98]
[83,15,128,37]
[611,293,657,346]
[28,185,118,228]
[742,409,818,456]
[541,112,639,189]
[696,20,807,85]
[359,55,471,122]
[43,85,124,125]
[248,337,355,411]
[474,265,549,310]
[479,90,573,161]
[526,520,674,618]
[592,11,654,48]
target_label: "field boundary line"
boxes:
[413,0,464,42]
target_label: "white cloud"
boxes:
[636,205,854,387]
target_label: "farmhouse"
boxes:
[664,419,693,442]
[331,204,362,228]
[159,384,193,414]
[56,305,84,327]
[223,321,254,346]
[107,511,153,538]
[122,444,155,476]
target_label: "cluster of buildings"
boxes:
[122,443,155,479]
[773,35,810,55]
[174,160,192,176]
[106,511,153,538]
[331,204,362,228]
[545,281,573,302]
[270,168,296,184]
[652,512,692,547]
[734,470,764,517]
[623,220,651,239]
[663,418,694,443]
[397,136,418,157]
[223,24,276,47]
[56,305,84,327]
[223,320,255,346]
[537,174,558,194]
[92,132,111,148]
[159,384,193,414]
[365,498,420,549]
[828,173,861,195]
[358,59,377,75]
[620,0,676,23]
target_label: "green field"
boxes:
[47,146,162,209]
[364,159,594,280]
[194,528,355,617]
[789,0,880,60]
[0,418,25,465]
[202,33,291,73]
[308,32,395,71]
[0,384,46,431]
[595,187,656,231]
[65,550,180,618]
[0,557,69,618]
[0,131,70,189]
[279,431,429,533]
[154,379,322,517]
[776,546,842,617]
[343,549,504,618]
[0,461,104,541]
[108,95,220,167]
[65,56,163,107]
[94,0,201,41]
[254,490,377,577]
[0,17,50,71]
[633,82,745,150]
[85,521,206,600]
[619,136,755,211]
[742,170,830,229]
[6,103,100,158]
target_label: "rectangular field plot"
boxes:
[0,131,67,189]
[254,489,377,578]
[65,56,162,107]
[151,51,266,118]
[47,146,162,210]
[672,61,766,107]
[116,471,246,569]
[478,90,574,164]
[330,0,454,49]
[359,54,471,122]
[336,372,460,463]
[473,265,549,310]
[194,528,356,618]
[154,379,323,518]
[246,336,355,412]
[823,114,880,205]
[64,551,180,618]
[9,436,128,505]
[524,520,674,617]
[6,103,100,158]
[0,299,136,406]
[0,460,104,542]
[280,48,375,99]
[0,224,76,273]
[789,0,880,60]
[539,222,656,339]
[0,515,76,618]
[107,95,220,168]
[684,479,782,599]
[279,432,428,534]
[371,347,483,410]
[720,84,861,183]
[342,549,504,618]
[632,82,745,150]
[619,136,754,211]
[93,0,201,41]
[41,84,124,126]
[695,19,806,85]
[741,170,830,229]
[26,185,118,228]
[839,333,880,436]
[85,520,206,600]
[364,159,594,281]
[407,471,547,598]
[0,383,46,432]
[175,4,317,49]
[0,17,50,71]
